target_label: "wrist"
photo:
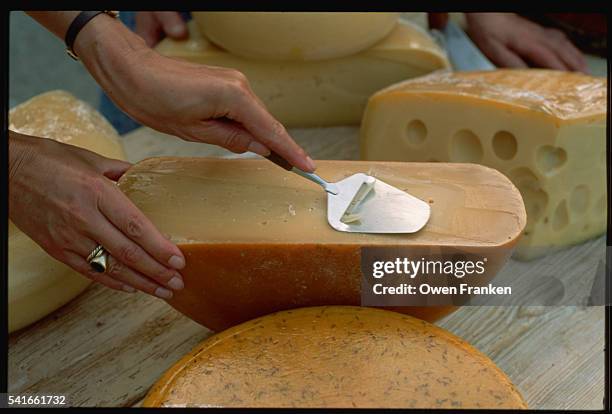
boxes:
[8,131,39,186]
[75,14,150,93]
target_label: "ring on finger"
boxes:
[87,244,109,273]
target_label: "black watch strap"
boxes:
[65,11,118,60]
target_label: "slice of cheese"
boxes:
[155,20,449,128]
[143,306,527,408]
[8,90,126,333]
[118,157,525,331]
[193,12,400,61]
[360,70,607,260]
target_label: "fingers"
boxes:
[64,231,176,299]
[135,12,162,48]
[222,75,316,171]
[480,38,528,68]
[95,188,186,288]
[154,12,188,40]
[509,39,567,71]
[183,118,270,156]
[466,13,588,73]
[105,255,174,299]
[62,250,131,293]
[543,29,589,73]
[100,158,132,181]
[63,249,174,299]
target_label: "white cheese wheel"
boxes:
[8,91,126,333]
[156,20,448,128]
[193,12,400,61]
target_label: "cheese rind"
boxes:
[156,21,449,128]
[193,12,400,61]
[143,306,528,408]
[8,91,126,332]
[118,157,525,331]
[360,70,607,260]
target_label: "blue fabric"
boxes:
[99,12,192,135]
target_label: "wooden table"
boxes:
[8,126,605,409]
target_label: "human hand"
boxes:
[465,13,588,73]
[135,12,188,47]
[76,17,315,172]
[9,132,187,299]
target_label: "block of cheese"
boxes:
[156,20,449,128]
[143,306,527,408]
[193,12,400,61]
[8,91,126,333]
[118,157,526,331]
[361,70,607,260]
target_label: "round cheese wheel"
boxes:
[144,306,527,409]
[8,90,126,333]
[193,12,400,61]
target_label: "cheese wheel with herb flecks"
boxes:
[143,306,528,409]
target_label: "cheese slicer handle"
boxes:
[265,151,339,195]
[266,151,293,171]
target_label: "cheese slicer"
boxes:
[265,152,431,233]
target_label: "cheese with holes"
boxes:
[8,91,126,332]
[156,20,449,128]
[361,70,607,260]
[143,306,527,408]
[118,157,525,331]
[193,12,400,61]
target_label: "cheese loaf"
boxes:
[118,157,526,331]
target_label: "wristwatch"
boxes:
[65,11,120,60]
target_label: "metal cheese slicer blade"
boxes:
[266,152,430,234]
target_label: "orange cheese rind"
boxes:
[143,306,527,409]
[372,70,606,123]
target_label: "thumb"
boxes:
[101,158,132,181]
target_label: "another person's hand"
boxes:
[135,12,188,47]
[465,13,588,73]
[9,132,187,299]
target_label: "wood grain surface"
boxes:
[8,126,605,409]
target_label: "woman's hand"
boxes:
[75,13,315,172]
[465,13,588,73]
[9,132,187,299]
[135,12,188,47]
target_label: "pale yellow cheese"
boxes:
[156,20,449,128]
[360,70,607,260]
[193,12,400,61]
[144,306,527,408]
[8,91,126,332]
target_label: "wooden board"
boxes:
[8,126,605,409]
